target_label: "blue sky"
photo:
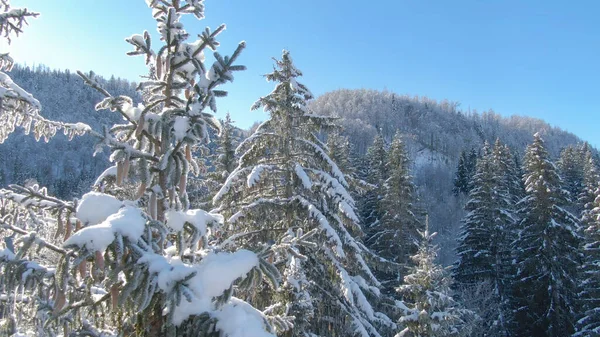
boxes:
[5,0,600,146]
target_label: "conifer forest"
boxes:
[1,1,599,337]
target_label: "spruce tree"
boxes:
[511,133,581,337]
[0,2,287,336]
[396,217,471,337]
[366,131,421,295]
[558,145,585,211]
[453,149,478,196]
[213,112,238,181]
[454,140,517,336]
[578,146,599,228]
[212,50,392,337]
[573,183,600,336]
[358,132,387,249]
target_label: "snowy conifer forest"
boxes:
[0,1,598,336]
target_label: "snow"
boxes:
[212,167,251,203]
[247,164,271,188]
[122,102,144,121]
[173,116,190,141]
[294,163,312,189]
[296,138,348,187]
[296,196,345,258]
[138,249,261,327]
[76,192,123,226]
[65,206,146,252]
[93,165,118,186]
[214,297,276,337]
[165,208,223,234]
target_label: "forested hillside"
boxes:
[309,89,590,263]
[0,65,137,197]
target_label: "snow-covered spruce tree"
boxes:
[574,183,600,336]
[366,131,421,296]
[453,149,478,196]
[453,140,516,336]
[558,145,586,212]
[396,217,472,337]
[578,145,599,228]
[212,112,238,182]
[0,1,87,144]
[510,133,581,337]
[212,50,393,337]
[327,130,352,175]
[358,132,387,252]
[190,111,239,208]
[0,2,289,336]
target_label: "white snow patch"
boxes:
[173,116,190,141]
[76,192,123,226]
[138,249,260,326]
[214,297,276,337]
[65,206,146,252]
[93,165,118,186]
[247,165,271,188]
[294,163,312,189]
[165,208,223,234]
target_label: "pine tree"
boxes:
[190,112,239,208]
[212,51,392,337]
[578,146,599,228]
[0,2,287,336]
[573,183,600,336]
[396,218,471,337]
[558,145,585,211]
[453,140,517,336]
[366,132,388,186]
[366,130,421,295]
[511,133,581,337]
[453,149,478,196]
[358,132,387,249]
[213,112,238,181]
[327,130,352,175]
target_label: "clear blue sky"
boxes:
[4,0,600,146]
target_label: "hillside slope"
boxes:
[0,65,137,197]
[310,89,589,263]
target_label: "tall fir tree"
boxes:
[573,183,600,336]
[366,130,421,296]
[212,50,392,337]
[0,2,288,336]
[454,140,517,336]
[358,132,387,248]
[510,133,581,337]
[213,112,238,181]
[578,146,599,228]
[453,149,478,196]
[558,145,586,212]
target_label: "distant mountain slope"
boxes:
[309,89,589,264]
[310,89,582,159]
[0,65,138,197]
